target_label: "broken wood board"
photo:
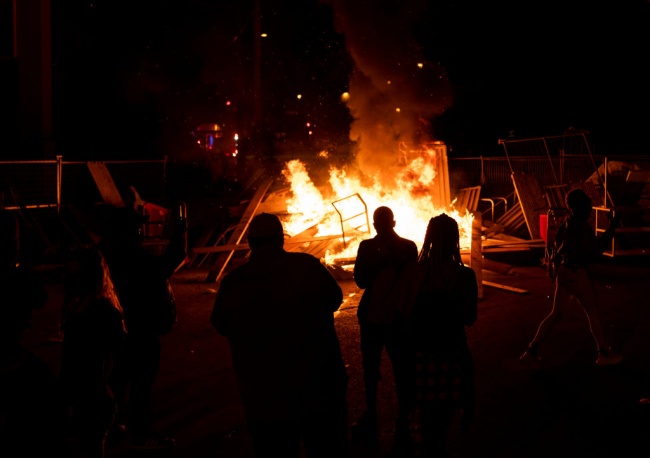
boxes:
[204,179,274,283]
[87,162,124,207]
[483,280,529,294]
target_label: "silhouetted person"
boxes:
[97,205,186,451]
[521,188,622,366]
[352,206,418,449]
[0,203,66,457]
[211,212,348,458]
[60,246,127,457]
[402,214,478,458]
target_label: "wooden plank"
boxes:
[204,179,274,283]
[482,280,529,294]
[87,162,124,207]
[544,184,567,209]
[193,234,346,254]
[511,172,547,240]
[471,211,483,299]
[626,170,650,183]
[454,186,481,213]
[603,248,650,257]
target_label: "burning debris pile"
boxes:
[258,142,475,265]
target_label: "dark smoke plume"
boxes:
[325,0,452,185]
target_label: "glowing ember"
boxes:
[279,149,474,265]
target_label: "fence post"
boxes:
[56,155,62,214]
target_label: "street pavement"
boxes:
[23,252,650,457]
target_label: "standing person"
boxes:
[402,214,478,458]
[60,246,127,457]
[520,188,622,366]
[211,212,348,458]
[0,204,67,457]
[352,206,418,449]
[97,205,187,451]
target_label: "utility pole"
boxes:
[252,0,263,160]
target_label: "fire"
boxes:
[279,151,474,265]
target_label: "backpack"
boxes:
[547,218,569,281]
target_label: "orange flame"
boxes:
[279,156,474,265]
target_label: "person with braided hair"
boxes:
[402,213,478,458]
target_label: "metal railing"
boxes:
[0,156,168,213]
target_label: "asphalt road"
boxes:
[23,253,650,458]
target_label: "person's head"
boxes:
[565,189,592,219]
[373,206,395,236]
[418,213,462,265]
[247,213,285,249]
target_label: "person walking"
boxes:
[402,213,478,458]
[97,205,186,451]
[352,206,418,450]
[59,246,127,457]
[520,188,622,366]
[211,212,349,458]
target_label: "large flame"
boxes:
[279,154,474,265]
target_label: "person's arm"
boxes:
[460,266,478,327]
[353,241,375,289]
[210,276,234,336]
[316,259,344,312]
[160,216,188,278]
[396,260,419,318]
[594,213,619,254]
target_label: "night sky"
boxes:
[51,0,650,162]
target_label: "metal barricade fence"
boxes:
[0,156,168,212]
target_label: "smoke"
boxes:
[325,0,452,185]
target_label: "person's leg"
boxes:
[524,268,573,356]
[127,336,161,443]
[76,388,116,458]
[352,323,383,439]
[573,268,609,350]
[419,400,455,458]
[359,323,383,414]
[302,400,349,458]
[386,326,416,452]
[573,268,622,364]
[247,418,301,458]
[387,326,415,420]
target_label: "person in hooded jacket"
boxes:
[211,212,348,458]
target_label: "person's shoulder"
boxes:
[221,260,249,276]
[285,251,322,265]
[397,235,418,250]
[358,237,374,247]
[458,264,477,282]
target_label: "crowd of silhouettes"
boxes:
[2,191,635,458]
[0,192,187,457]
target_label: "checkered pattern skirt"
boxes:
[414,348,474,405]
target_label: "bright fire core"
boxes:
[278,156,474,265]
